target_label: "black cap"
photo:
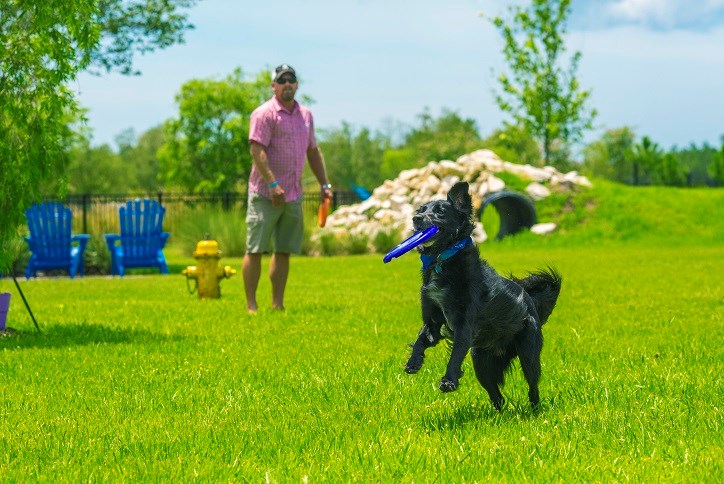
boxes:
[273,64,296,82]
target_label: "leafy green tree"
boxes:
[116,125,167,191]
[91,0,199,75]
[379,149,418,182]
[318,122,390,189]
[488,0,596,168]
[674,141,718,186]
[709,140,724,184]
[631,136,663,186]
[653,153,687,187]
[66,138,132,193]
[481,124,541,166]
[404,109,483,164]
[581,127,636,183]
[0,0,198,272]
[321,109,483,184]
[0,0,100,272]
[159,68,269,193]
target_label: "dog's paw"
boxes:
[438,378,458,392]
[405,355,424,374]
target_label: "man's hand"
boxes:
[321,187,333,201]
[320,182,333,202]
[271,185,285,208]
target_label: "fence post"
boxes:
[82,194,89,234]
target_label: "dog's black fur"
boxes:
[404,181,562,410]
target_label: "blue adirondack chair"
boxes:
[24,202,90,279]
[105,199,170,276]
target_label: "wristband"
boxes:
[268,181,279,189]
[321,183,332,190]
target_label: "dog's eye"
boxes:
[433,205,444,214]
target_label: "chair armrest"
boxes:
[72,234,91,252]
[160,232,171,248]
[104,234,120,252]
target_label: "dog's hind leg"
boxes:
[516,325,543,407]
[471,347,514,411]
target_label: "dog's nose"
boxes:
[413,214,422,224]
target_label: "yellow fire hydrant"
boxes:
[182,237,236,299]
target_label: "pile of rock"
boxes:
[316,149,591,251]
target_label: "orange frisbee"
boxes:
[318,198,331,227]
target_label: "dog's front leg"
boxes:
[439,322,473,393]
[405,304,443,374]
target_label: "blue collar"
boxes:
[420,237,473,273]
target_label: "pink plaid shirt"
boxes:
[248,96,317,201]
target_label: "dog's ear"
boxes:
[448,182,472,215]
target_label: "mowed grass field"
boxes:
[1,182,722,481]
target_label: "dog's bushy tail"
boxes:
[514,266,562,325]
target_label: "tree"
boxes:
[66,139,132,194]
[404,109,483,164]
[674,141,718,186]
[159,69,269,193]
[0,0,198,272]
[0,0,100,272]
[91,0,199,75]
[581,127,635,183]
[489,0,596,167]
[631,136,663,185]
[481,124,541,166]
[117,125,167,192]
[709,139,724,184]
[318,122,390,189]
[653,153,687,187]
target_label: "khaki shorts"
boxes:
[245,192,303,254]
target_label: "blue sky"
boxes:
[74,0,724,153]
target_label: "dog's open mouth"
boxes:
[419,237,437,248]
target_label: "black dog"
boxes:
[404,181,562,410]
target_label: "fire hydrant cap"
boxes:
[193,239,220,257]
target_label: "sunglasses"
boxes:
[276,77,297,84]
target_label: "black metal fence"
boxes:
[45,191,362,236]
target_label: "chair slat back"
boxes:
[25,202,73,262]
[118,199,166,261]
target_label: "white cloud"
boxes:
[606,0,724,29]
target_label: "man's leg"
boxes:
[270,198,302,311]
[243,253,262,313]
[269,252,290,310]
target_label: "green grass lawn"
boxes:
[1,181,722,480]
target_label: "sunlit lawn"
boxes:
[1,241,721,480]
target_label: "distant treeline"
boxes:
[61,107,722,197]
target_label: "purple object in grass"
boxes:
[383,226,439,263]
[0,293,10,330]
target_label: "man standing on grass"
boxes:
[243,64,332,313]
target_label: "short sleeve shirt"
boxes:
[248,96,317,201]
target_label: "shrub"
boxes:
[347,233,371,255]
[319,232,344,256]
[372,227,404,254]
[172,207,247,257]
